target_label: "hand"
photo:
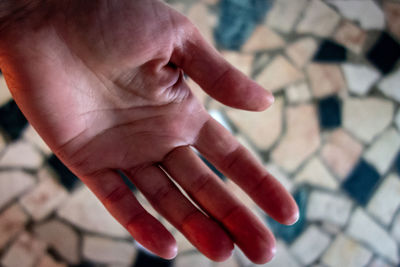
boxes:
[0,0,298,264]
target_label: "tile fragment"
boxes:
[384,2,400,40]
[0,170,35,210]
[0,204,28,250]
[307,64,346,98]
[266,0,308,33]
[285,82,312,104]
[367,32,400,74]
[378,67,400,103]
[294,157,338,190]
[0,100,28,140]
[317,95,342,129]
[286,37,318,68]
[313,40,347,63]
[241,25,285,53]
[0,140,43,169]
[342,63,381,96]
[334,20,367,54]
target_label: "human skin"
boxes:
[0,0,299,264]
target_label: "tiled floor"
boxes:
[1,0,400,266]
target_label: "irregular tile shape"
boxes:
[334,20,367,54]
[0,204,28,250]
[175,253,212,267]
[1,232,47,267]
[220,51,253,77]
[265,163,294,193]
[226,97,283,150]
[187,3,216,46]
[321,129,363,179]
[307,64,346,98]
[266,0,308,33]
[285,82,312,104]
[346,209,399,265]
[313,40,347,63]
[264,241,299,267]
[0,74,12,106]
[34,220,80,264]
[256,56,304,93]
[343,97,394,143]
[0,170,35,210]
[242,25,285,52]
[290,225,331,266]
[342,160,380,206]
[271,104,320,172]
[57,186,129,238]
[83,235,136,265]
[367,32,400,74]
[364,128,400,174]
[378,67,400,103]
[0,100,28,140]
[327,0,385,30]
[20,177,68,221]
[318,95,342,129]
[384,2,400,40]
[48,155,79,191]
[367,174,400,226]
[307,191,352,226]
[37,255,67,267]
[23,125,52,155]
[322,234,373,267]
[294,157,338,190]
[0,140,43,169]
[286,37,318,68]
[296,0,340,37]
[342,63,381,96]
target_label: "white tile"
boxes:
[322,234,373,267]
[378,68,400,103]
[34,220,80,264]
[296,0,341,37]
[57,186,129,238]
[392,212,400,244]
[286,82,312,104]
[242,25,285,52]
[0,204,28,250]
[327,0,385,30]
[367,257,393,267]
[259,241,299,267]
[83,235,136,265]
[294,157,338,190]
[364,128,400,174]
[0,170,35,210]
[342,64,381,96]
[290,225,331,266]
[0,140,43,169]
[266,0,308,33]
[343,97,394,143]
[175,253,213,267]
[226,97,283,150]
[346,208,399,265]
[307,191,353,226]
[367,174,400,226]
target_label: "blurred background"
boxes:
[0,0,400,266]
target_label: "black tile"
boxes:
[367,32,400,74]
[313,39,347,62]
[133,250,174,267]
[200,155,225,180]
[342,159,381,206]
[318,95,342,130]
[0,100,28,140]
[47,154,80,191]
[266,185,309,244]
[395,152,400,177]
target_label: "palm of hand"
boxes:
[0,0,298,264]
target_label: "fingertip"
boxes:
[160,242,178,260]
[282,208,300,226]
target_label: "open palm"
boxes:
[0,0,298,264]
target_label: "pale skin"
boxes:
[0,0,299,264]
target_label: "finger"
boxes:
[171,27,274,111]
[80,170,177,259]
[194,118,299,225]
[126,164,234,262]
[163,146,276,264]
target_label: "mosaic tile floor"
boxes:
[1,0,400,266]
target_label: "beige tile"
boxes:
[307,63,346,98]
[175,230,196,255]
[321,129,363,180]
[286,38,318,68]
[384,2,400,40]
[0,140,43,169]
[37,254,67,267]
[256,56,304,93]
[175,253,213,267]
[225,97,283,150]
[271,104,320,172]
[334,21,367,54]
[241,25,285,53]
[33,220,80,264]
[1,232,47,267]
[0,74,12,106]
[0,204,28,250]
[266,0,308,33]
[296,0,340,37]
[187,3,217,46]
[0,170,35,210]
[83,235,136,265]
[294,157,338,190]
[285,82,312,104]
[20,177,68,221]
[23,125,52,155]
[220,51,254,77]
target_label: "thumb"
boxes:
[172,27,274,111]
